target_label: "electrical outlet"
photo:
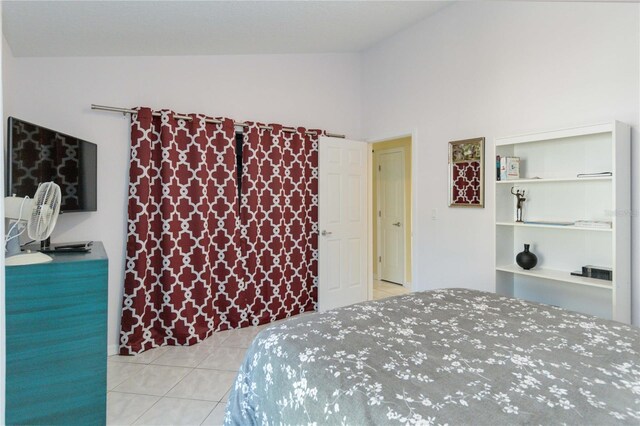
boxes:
[431,208,438,220]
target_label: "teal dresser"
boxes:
[5,242,108,425]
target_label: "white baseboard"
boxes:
[108,344,118,357]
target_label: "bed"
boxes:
[225,288,639,425]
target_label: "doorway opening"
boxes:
[372,136,412,298]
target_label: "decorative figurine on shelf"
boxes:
[516,244,538,270]
[511,187,526,222]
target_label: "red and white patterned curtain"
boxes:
[120,109,323,354]
[120,108,246,355]
[241,123,322,324]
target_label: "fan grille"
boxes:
[27,182,61,241]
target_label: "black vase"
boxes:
[516,244,538,270]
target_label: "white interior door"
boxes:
[378,148,405,284]
[318,136,369,311]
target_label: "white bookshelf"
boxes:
[494,121,630,323]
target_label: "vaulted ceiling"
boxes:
[3,1,452,57]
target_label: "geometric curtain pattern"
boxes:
[120,109,322,354]
[9,119,81,210]
[241,123,322,324]
[120,108,245,354]
[451,161,482,205]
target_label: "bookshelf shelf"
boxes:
[494,121,630,323]
[496,176,612,184]
[496,264,612,290]
[496,222,612,232]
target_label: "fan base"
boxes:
[6,251,53,266]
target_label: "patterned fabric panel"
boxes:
[451,161,481,205]
[226,289,640,425]
[120,108,245,354]
[241,124,321,324]
[120,109,324,354]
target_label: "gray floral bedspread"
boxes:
[225,288,640,425]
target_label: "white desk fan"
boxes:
[5,182,61,266]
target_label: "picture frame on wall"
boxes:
[448,137,485,208]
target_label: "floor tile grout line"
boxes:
[145,394,225,403]
[124,388,223,425]
[163,366,197,399]
[111,360,239,395]
[108,362,149,391]
[199,403,219,426]
[128,393,163,426]
[108,376,134,393]
[193,347,247,370]
[112,364,194,399]
[108,359,152,365]
[109,390,166,398]
[148,360,211,369]
[122,366,198,425]
[192,366,240,373]
[193,348,220,369]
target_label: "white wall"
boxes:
[362,1,640,324]
[2,48,362,352]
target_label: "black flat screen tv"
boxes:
[6,117,97,213]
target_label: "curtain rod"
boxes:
[90,104,345,138]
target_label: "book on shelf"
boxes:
[499,156,520,180]
[573,220,612,229]
[506,157,520,180]
[572,265,613,281]
[582,265,613,281]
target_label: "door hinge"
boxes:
[378,165,381,171]
[378,210,381,217]
[378,256,381,262]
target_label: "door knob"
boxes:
[322,230,333,236]
[393,222,401,227]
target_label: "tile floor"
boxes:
[373,279,409,299]
[107,280,408,425]
[107,325,263,426]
